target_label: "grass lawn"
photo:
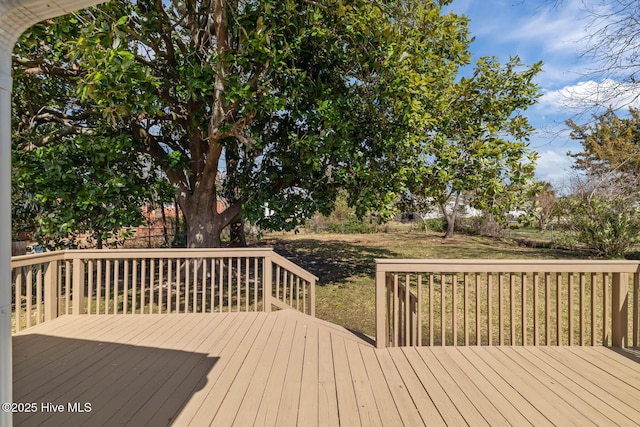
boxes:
[254,228,594,338]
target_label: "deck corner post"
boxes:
[263,253,272,312]
[72,257,85,315]
[612,272,629,348]
[44,260,59,321]
[375,263,387,348]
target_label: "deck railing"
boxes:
[11,248,317,332]
[376,259,640,348]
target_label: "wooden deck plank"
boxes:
[231,315,288,427]
[173,313,264,425]
[317,327,340,427]
[477,347,595,427]
[377,349,428,426]
[297,317,319,427]
[564,346,640,385]
[444,348,535,426]
[331,334,362,426]
[414,347,489,427]
[398,348,457,426]
[590,346,640,374]
[128,316,240,426]
[537,347,640,415]
[12,315,133,371]
[252,313,298,427]
[39,315,211,427]
[208,313,279,426]
[187,313,272,424]
[429,347,514,426]
[14,315,180,399]
[516,347,637,426]
[343,338,384,427]
[394,348,455,427]
[111,314,234,426]
[465,347,578,426]
[358,346,405,427]
[274,320,307,426]
[501,347,626,426]
[455,348,553,427]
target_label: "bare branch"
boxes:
[23,126,95,151]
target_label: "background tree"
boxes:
[567,107,640,193]
[406,56,542,239]
[530,181,557,232]
[561,107,640,257]
[13,0,472,247]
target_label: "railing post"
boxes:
[44,260,59,321]
[611,272,628,348]
[263,254,272,312]
[309,278,316,317]
[375,263,386,348]
[72,258,85,315]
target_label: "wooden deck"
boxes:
[12,311,640,426]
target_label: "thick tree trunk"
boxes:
[444,214,456,239]
[180,189,242,247]
[185,212,223,247]
[441,194,461,239]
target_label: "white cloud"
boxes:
[539,79,640,112]
[534,149,573,187]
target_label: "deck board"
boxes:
[12,312,640,426]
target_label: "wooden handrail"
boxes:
[270,251,319,282]
[10,251,64,268]
[376,259,640,273]
[61,247,275,258]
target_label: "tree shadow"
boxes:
[256,237,396,285]
[13,334,217,426]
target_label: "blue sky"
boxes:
[445,0,640,191]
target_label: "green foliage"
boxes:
[12,130,173,249]
[423,217,446,233]
[306,191,378,234]
[406,56,542,238]
[13,0,477,247]
[561,196,640,258]
[11,11,174,248]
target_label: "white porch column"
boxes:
[1,2,104,425]
[0,42,13,427]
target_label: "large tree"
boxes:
[405,56,542,239]
[13,0,472,247]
